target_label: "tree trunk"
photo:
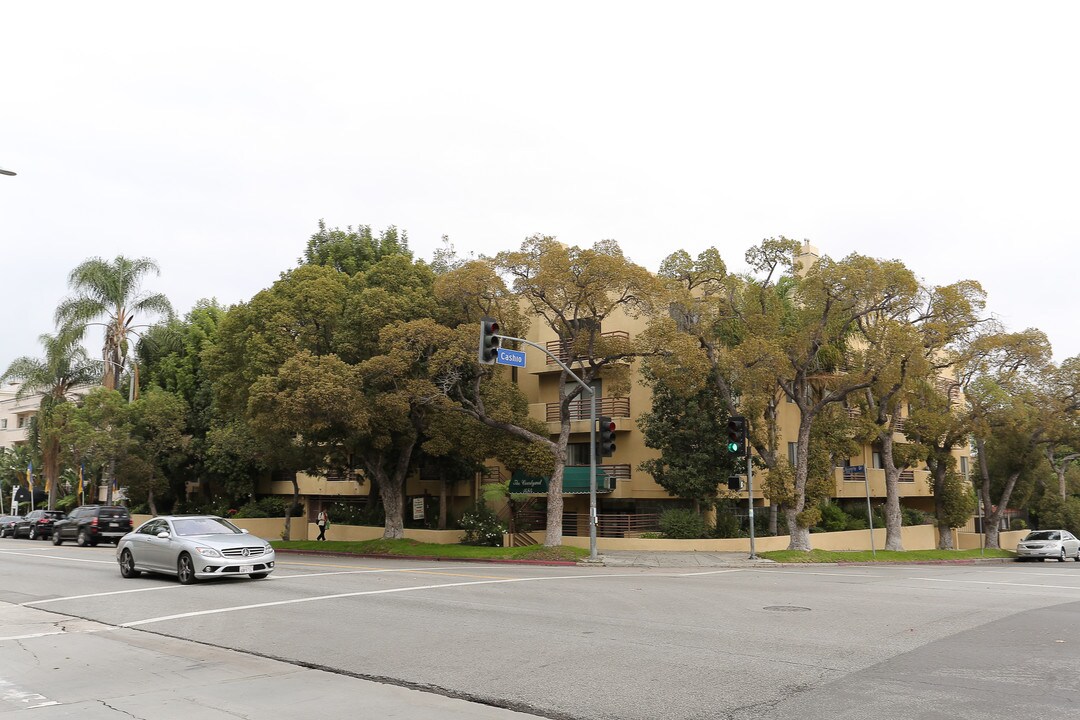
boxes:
[105,459,115,505]
[785,416,813,551]
[769,504,778,536]
[544,464,565,547]
[147,485,158,516]
[381,474,405,539]
[44,439,60,511]
[928,452,955,550]
[283,477,299,541]
[438,477,448,531]
[880,433,904,551]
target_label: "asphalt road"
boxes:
[2,538,1079,719]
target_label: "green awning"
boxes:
[509,466,614,495]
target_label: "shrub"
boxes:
[638,532,662,539]
[458,505,506,546]
[818,503,849,532]
[659,508,707,539]
[1010,518,1028,531]
[901,507,931,526]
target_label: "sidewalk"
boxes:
[593,551,776,568]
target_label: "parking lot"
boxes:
[3,538,1080,719]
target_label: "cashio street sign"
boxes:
[496,348,526,367]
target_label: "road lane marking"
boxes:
[747,569,887,578]
[911,577,1080,590]
[119,573,655,628]
[21,586,184,606]
[0,678,59,709]
[0,549,114,565]
[676,570,744,576]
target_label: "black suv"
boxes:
[52,505,133,546]
[13,510,66,540]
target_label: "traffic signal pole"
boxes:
[483,331,600,561]
[747,451,756,560]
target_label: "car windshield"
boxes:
[172,517,242,536]
[1025,531,1060,541]
[44,511,65,519]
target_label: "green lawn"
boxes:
[760,548,1017,563]
[271,538,588,563]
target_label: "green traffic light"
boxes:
[727,442,739,453]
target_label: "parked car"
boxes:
[12,510,66,540]
[0,515,22,537]
[1015,529,1080,561]
[52,505,133,546]
[116,515,276,584]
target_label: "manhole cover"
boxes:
[763,605,811,612]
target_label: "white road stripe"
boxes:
[0,678,58,709]
[0,549,114,564]
[120,573,655,628]
[676,570,744,576]
[911,577,1080,590]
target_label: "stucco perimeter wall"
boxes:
[305,524,466,544]
[519,524,948,553]
[132,515,307,541]
[956,529,1027,550]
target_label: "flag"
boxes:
[78,464,84,504]
[27,461,33,495]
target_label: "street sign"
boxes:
[496,348,526,367]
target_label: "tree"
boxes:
[966,330,1067,548]
[302,220,411,275]
[771,253,921,550]
[852,279,986,550]
[246,352,368,538]
[444,237,669,546]
[54,255,174,392]
[638,367,739,514]
[124,388,190,514]
[1,332,100,509]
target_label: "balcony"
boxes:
[545,396,630,423]
[543,331,631,366]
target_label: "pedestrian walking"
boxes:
[316,509,329,541]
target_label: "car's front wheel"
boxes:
[1059,549,1067,562]
[119,549,140,578]
[177,554,197,585]
[29,526,38,540]
[52,533,62,545]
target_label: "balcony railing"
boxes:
[544,331,631,364]
[515,511,659,537]
[546,396,631,422]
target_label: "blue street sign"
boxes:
[496,348,526,367]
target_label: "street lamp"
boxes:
[0,167,16,176]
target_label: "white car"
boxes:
[1015,529,1080,562]
[116,515,276,583]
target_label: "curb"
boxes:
[274,548,578,567]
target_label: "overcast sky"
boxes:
[3,1,1078,376]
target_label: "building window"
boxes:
[960,456,969,479]
[0,419,6,429]
[787,442,798,466]
[567,442,593,466]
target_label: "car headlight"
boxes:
[194,546,222,558]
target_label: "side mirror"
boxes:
[241,528,249,534]
[156,531,170,539]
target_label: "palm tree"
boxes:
[55,256,174,393]
[1,333,101,509]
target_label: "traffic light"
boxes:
[597,416,616,457]
[727,475,742,491]
[478,317,500,364]
[725,415,747,456]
